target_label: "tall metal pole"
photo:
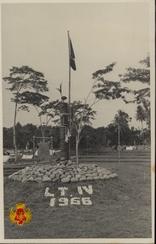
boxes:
[67,30,71,160]
[118,123,120,163]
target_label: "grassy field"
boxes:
[4,152,152,239]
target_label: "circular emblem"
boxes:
[9,203,32,226]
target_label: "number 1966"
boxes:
[50,197,92,207]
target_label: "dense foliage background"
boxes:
[3,122,150,152]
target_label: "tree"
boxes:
[91,58,150,146]
[39,99,96,165]
[105,111,132,148]
[113,110,132,147]
[38,100,60,126]
[3,66,49,159]
[114,110,131,128]
[88,63,132,148]
[21,123,38,149]
[79,125,97,151]
[71,101,96,166]
[119,56,150,129]
[91,63,131,104]
[136,105,146,129]
[3,127,13,149]
[40,97,96,165]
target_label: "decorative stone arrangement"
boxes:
[8,161,117,183]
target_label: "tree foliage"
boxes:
[3,121,150,151]
[105,110,131,147]
[119,56,150,128]
[92,63,131,101]
[92,62,116,79]
[70,101,96,165]
[3,65,49,158]
[114,110,131,128]
[4,66,49,91]
[92,58,150,129]
[71,101,96,132]
[3,65,49,113]
[120,56,150,84]
[39,100,60,125]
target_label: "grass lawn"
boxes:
[4,161,151,239]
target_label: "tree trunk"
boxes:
[13,101,18,161]
[141,121,145,146]
[76,135,79,167]
[118,124,121,163]
[141,121,143,131]
[34,106,44,141]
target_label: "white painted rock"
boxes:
[71,178,78,182]
[8,162,117,183]
[42,176,50,181]
[61,177,70,183]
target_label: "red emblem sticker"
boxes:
[9,203,32,226]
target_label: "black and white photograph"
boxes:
[0,0,155,243]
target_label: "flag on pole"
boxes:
[69,35,76,71]
[65,129,71,143]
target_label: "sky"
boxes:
[1,2,150,128]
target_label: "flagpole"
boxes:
[67,30,71,161]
